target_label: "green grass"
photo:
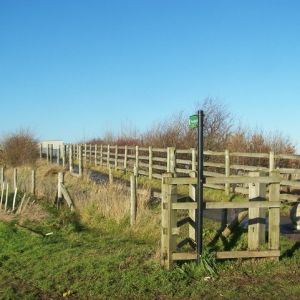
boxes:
[1,204,300,300]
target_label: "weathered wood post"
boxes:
[225,150,230,195]
[13,168,17,190]
[62,145,66,167]
[49,144,53,164]
[12,188,17,212]
[135,146,139,174]
[57,172,64,208]
[248,171,267,250]
[115,145,118,170]
[46,144,49,164]
[191,148,196,172]
[84,144,87,167]
[79,145,83,177]
[107,145,110,167]
[89,144,92,164]
[188,171,196,241]
[133,164,138,188]
[39,143,43,159]
[124,145,128,171]
[69,144,73,173]
[0,167,4,185]
[100,144,103,165]
[94,144,98,166]
[269,171,280,251]
[75,144,77,160]
[0,182,4,209]
[148,146,153,179]
[57,146,60,165]
[269,151,275,173]
[167,147,176,175]
[5,183,9,211]
[130,174,137,226]
[161,173,177,270]
[109,166,113,184]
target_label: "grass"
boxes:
[0,162,300,299]
[0,206,300,300]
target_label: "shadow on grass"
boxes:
[281,242,300,258]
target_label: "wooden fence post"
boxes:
[50,144,53,164]
[0,182,4,209]
[115,145,118,170]
[248,171,267,250]
[161,173,177,270]
[79,145,83,177]
[31,169,36,195]
[89,144,92,164]
[135,146,139,174]
[269,151,275,173]
[57,146,60,165]
[107,145,110,167]
[167,147,176,174]
[100,144,103,166]
[57,172,64,208]
[69,145,73,173]
[84,144,87,167]
[5,183,9,211]
[62,145,66,167]
[148,146,153,179]
[0,167,4,185]
[191,148,196,172]
[39,143,43,159]
[109,166,113,184]
[225,150,230,195]
[130,174,137,226]
[269,171,280,251]
[46,144,49,164]
[13,168,17,190]
[124,145,128,170]
[94,144,98,166]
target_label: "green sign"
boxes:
[189,115,198,129]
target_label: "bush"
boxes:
[2,129,39,167]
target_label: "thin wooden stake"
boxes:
[95,144,98,166]
[109,167,113,184]
[5,183,9,211]
[0,166,4,185]
[130,175,137,226]
[12,188,17,212]
[0,183,4,209]
[57,172,64,208]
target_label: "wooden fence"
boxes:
[161,171,281,269]
[41,143,300,203]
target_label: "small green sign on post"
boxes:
[189,114,198,129]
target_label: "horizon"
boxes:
[1,1,300,151]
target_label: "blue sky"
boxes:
[0,0,300,149]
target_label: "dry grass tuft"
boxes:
[1,162,161,240]
[18,202,49,225]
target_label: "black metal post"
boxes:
[196,110,204,262]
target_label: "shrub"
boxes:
[2,129,39,167]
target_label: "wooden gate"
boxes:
[161,171,281,269]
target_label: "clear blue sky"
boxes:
[0,1,300,149]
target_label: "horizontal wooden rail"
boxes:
[163,176,281,185]
[171,201,280,210]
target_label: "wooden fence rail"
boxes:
[41,143,300,202]
[161,171,281,269]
